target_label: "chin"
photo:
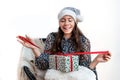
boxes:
[63,31,72,34]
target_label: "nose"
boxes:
[64,20,69,25]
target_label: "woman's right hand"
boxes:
[17,35,41,57]
[17,35,37,49]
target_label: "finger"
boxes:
[105,54,111,58]
[25,35,31,41]
[104,57,111,61]
[108,52,112,56]
[104,55,111,60]
[105,56,111,59]
[106,51,112,56]
[17,39,25,46]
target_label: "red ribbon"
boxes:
[57,51,109,55]
[62,55,73,71]
[53,51,109,72]
[69,55,73,71]
[17,35,40,49]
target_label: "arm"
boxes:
[89,52,111,69]
[79,36,98,80]
[35,32,56,70]
[80,36,111,68]
[79,36,91,68]
[17,33,56,70]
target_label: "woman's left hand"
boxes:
[95,52,111,63]
[89,52,111,69]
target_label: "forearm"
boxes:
[88,59,99,80]
[35,53,49,70]
[32,48,49,70]
[89,59,99,69]
[32,48,41,57]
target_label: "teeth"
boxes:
[64,27,70,30]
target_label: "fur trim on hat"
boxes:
[58,7,83,22]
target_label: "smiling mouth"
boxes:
[63,27,72,30]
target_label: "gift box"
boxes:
[49,55,79,72]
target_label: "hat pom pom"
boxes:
[77,15,83,22]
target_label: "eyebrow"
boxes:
[61,17,73,20]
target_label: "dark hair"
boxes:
[50,23,85,53]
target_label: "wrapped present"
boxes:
[49,55,79,72]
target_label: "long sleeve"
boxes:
[35,32,56,70]
[79,36,98,80]
[79,36,91,67]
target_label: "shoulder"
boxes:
[80,35,90,43]
[45,32,57,42]
[47,32,57,38]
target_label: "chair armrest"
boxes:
[23,66,36,80]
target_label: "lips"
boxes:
[63,26,72,30]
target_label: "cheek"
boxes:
[58,21,61,26]
[71,24,75,29]
[59,22,63,26]
[72,22,75,26]
[59,26,64,31]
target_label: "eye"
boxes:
[60,20,65,22]
[60,19,65,22]
[68,19,73,22]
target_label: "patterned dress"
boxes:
[35,32,98,80]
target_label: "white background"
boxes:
[0,0,120,80]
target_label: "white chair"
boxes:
[17,38,96,80]
[17,38,46,80]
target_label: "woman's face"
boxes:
[59,15,75,36]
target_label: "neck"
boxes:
[64,33,72,39]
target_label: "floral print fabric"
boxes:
[35,32,97,79]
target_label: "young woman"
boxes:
[17,7,111,80]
